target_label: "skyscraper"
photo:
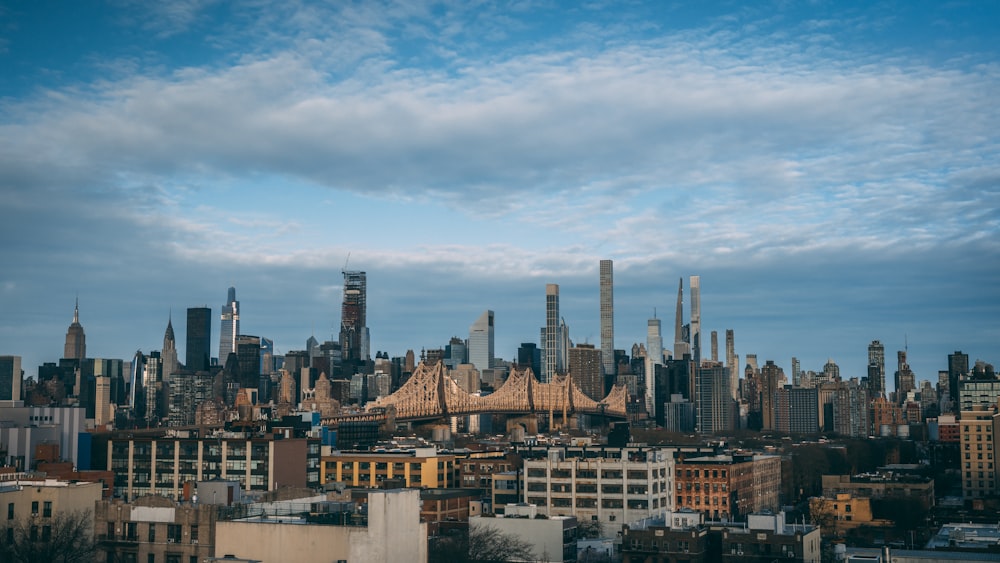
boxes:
[340,270,368,363]
[63,298,86,360]
[948,350,969,409]
[725,329,737,399]
[696,362,734,434]
[469,310,495,373]
[868,340,885,399]
[599,259,615,377]
[760,360,782,431]
[0,355,22,402]
[161,314,179,381]
[569,344,603,401]
[673,278,689,359]
[543,284,561,381]
[219,286,240,362]
[690,275,701,366]
[710,331,718,362]
[236,335,261,389]
[645,316,662,416]
[186,307,212,372]
[895,350,915,402]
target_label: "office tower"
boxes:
[823,359,840,381]
[219,286,240,362]
[948,351,969,409]
[868,340,886,399]
[895,350,916,402]
[236,335,261,388]
[517,343,542,378]
[63,298,86,360]
[143,351,163,425]
[445,336,467,370]
[725,329,737,399]
[645,316,662,415]
[404,350,415,373]
[469,310,494,373]
[599,259,615,377]
[710,331,718,362]
[760,360,782,431]
[791,357,801,387]
[260,337,274,375]
[186,307,212,372]
[689,276,701,365]
[543,284,561,381]
[162,314,179,381]
[94,375,111,426]
[339,270,368,363]
[673,278,689,359]
[0,355,22,402]
[569,344,603,401]
[696,362,734,434]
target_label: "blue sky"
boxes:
[1,0,998,388]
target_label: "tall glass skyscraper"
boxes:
[599,260,615,378]
[219,286,240,362]
[340,270,368,363]
[186,307,212,372]
[469,310,494,373]
[867,340,885,398]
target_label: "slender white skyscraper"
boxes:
[219,286,239,362]
[690,275,701,365]
[599,260,615,377]
[543,284,560,382]
[469,310,495,373]
[645,316,662,417]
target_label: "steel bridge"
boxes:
[366,361,629,421]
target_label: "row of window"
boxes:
[6,501,52,519]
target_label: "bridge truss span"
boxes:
[369,362,628,421]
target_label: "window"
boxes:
[6,503,12,520]
[147,555,155,563]
[190,525,199,543]
[148,524,156,542]
[31,501,39,516]
[42,526,51,541]
[43,501,52,518]
[167,524,181,543]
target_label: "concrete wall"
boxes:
[350,489,427,563]
[216,519,354,562]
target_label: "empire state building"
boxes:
[64,298,86,360]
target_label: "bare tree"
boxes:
[429,522,536,563]
[468,523,536,563]
[1,509,96,563]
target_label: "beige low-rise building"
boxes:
[214,489,427,563]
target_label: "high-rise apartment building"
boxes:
[775,386,819,434]
[340,270,368,363]
[569,344,603,401]
[959,405,999,500]
[689,275,701,365]
[696,362,734,434]
[0,355,22,402]
[725,329,737,401]
[645,316,662,415]
[868,340,885,399]
[710,331,718,363]
[760,360,782,431]
[599,259,615,377]
[791,357,801,387]
[468,310,494,373]
[219,286,240,362]
[517,343,542,379]
[543,284,561,382]
[63,298,86,360]
[186,307,212,372]
[673,278,689,359]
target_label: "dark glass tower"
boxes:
[948,350,969,410]
[186,307,212,372]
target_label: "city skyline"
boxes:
[1,2,997,384]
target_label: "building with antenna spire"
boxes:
[219,286,240,362]
[673,278,688,359]
[63,298,86,360]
